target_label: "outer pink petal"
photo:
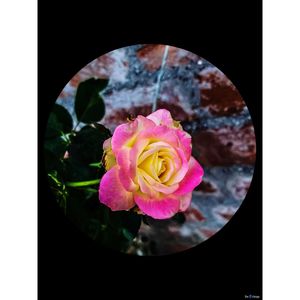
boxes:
[146,109,174,127]
[139,125,179,149]
[116,148,139,191]
[99,166,135,211]
[179,192,192,211]
[174,156,204,195]
[111,116,155,153]
[175,128,192,161]
[129,138,150,177]
[117,138,149,192]
[134,193,180,219]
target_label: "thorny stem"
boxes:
[152,45,169,112]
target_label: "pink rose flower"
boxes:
[99,109,204,219]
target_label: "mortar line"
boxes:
[152,45,170,112]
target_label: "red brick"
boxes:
[198,69,245,116]
[192,124,256,166]
[195,180,218,193]
[136,44,198,72]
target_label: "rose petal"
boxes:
[174,156,204,195]
[129,138,150,177]
[159,156,175,183]
[146,109,174,127]
[179,192,192,211]
[117,138,149,191]
[137,141,174,165]
[137,172,160,198]
[139,125,179,149]
[138,168,179,194]
[115,148,139,191]
[146,110,191,160]
[134,192,180,219]
[103,137,112,151]
[111,116,155,153]
[165,147,189,185]
[112,117,153,192]
[138,152,159,181]
[175,128,192,161]
[99,166,134,211]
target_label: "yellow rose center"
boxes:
[137,142,176,185]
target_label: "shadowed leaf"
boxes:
[46,104,73,138]
[75,78,108,123]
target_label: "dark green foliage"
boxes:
[74,78,108,123]
[64,124,111,182]
[44,104,73,172]
[48,170,68,214]
[44,135,69,159]
[68,124,111,165]
[45,104,73,139]
[44,83,142,253]
[67,188,141,251]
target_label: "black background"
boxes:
[38,1,262,299]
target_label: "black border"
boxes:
[38,1,262,299]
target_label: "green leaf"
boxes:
[65,179,100,187]
[108,211,142,240]
[68,124,111,165]
[44,149,64,173]
[89,162,102,168]
[74,78,108,123]
[44,134,69,175]
[63,157,99,182]
[44,135,68,158]
[44,104,72,173]
[63,124,111,182]
[46,104,73,138]
[48,170,68,214]
[49,179,142,252]
[122,228,134,241]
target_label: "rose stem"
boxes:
[152,45,169,112]
[65,179,100,187]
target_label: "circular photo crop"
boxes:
[44,44,256,255]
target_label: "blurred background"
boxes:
[56,44,256,255]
